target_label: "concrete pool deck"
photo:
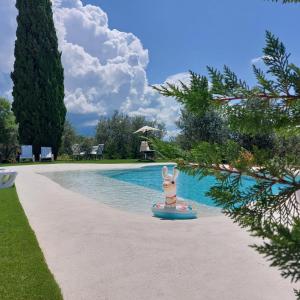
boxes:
[10,163,295,300]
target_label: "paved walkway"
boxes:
[11,164,295,300]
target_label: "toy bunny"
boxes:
[162,166,179,208]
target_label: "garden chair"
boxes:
[19,145,35,162]
[40,147,54,161]
[90,144,104,160]
[90,146,98,159]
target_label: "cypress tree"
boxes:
[11,0,66,159]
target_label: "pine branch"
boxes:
[185,161,296,186]
[252,220,300,283]
[151,28,300,292]
[268,0,300,3]
[214,94,299,102]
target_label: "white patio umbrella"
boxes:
[134,126,160,134]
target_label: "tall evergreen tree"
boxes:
[11,0,66,159]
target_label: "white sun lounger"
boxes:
[90,144,104,159]
[0,169,18,189]
[19,145,35,162]
[40,147,54,161]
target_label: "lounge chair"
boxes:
[72,144,81,160]
[140,141,150,152]
[40,147,54,161]
[0,169,18,189]
[80,150,87,159]
[90,144,104,160]
[139,141,155,160]
[19,145,35,162]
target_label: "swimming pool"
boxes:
[100,165,225,206]
[43,165,256,217]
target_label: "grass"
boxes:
[1,158,171,167]
[0,186,63,300]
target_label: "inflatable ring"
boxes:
[152,203,197,220]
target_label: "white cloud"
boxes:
[0,1,17,74]
[251,57,263,64]
[0,0,187,136]
[82,119,99,127]
[251,55,272,65]
[0,1,17,99]
[53,0,150,118]
[125,72,190,130]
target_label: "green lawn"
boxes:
[0,187,63,300]
[1,158,170,167]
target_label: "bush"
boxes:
[0,98,19,163]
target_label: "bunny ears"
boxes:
[162,166,179,181]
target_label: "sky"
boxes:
[86,0,299,84]
[0,0,299,136]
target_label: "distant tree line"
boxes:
[1,96,287,162]
[95,111,165,159]
[60,111,165,160]
[175,107,279,156]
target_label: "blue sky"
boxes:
[85,0,299,85]
[1,0,299,135]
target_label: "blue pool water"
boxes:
[44,165,287,216]
[99,165,256,207]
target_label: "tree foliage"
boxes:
[59,120,77,156]
[175,109,229,149]
[95,111,165,159]
[153,32,300,297]
[11,0,66,159]
[76,136,95,158]
[0,98,18,162]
